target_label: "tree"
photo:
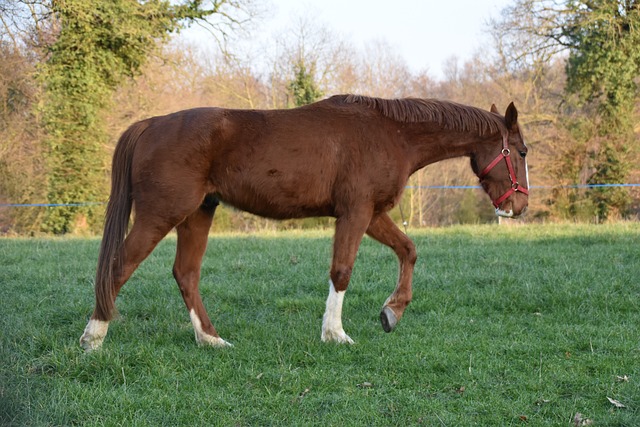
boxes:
[2,0,253,233]
[288,60,323,107]
[564,2,639,219]
[0,42,45,234]
[493,0,640,221]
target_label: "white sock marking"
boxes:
[80,319,109,351]
[321,280,354,344]
[189,309,231,347]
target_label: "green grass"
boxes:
[1,223,639,426]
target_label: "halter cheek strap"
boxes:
[479,135,529,208]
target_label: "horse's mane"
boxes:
[340,94,505,136]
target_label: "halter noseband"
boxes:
[478,135,529,208]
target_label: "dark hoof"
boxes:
[380,306,397,333]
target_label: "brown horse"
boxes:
[80,94,529,350]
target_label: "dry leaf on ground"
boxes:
[606,397,626,408]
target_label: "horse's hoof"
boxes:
[80,319,109,352]
[196,335,233,348]
[80,335,94,352]
[380,306,397,333]
[80,333,104,352]
[321,329,355,344]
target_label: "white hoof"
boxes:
[189,309,232,348]
[321,328,355,344]
[196,334,233,348]
[79,319,109,352]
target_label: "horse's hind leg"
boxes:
[173,196,230,347]
[80,215,175,350]
[366,213,417,333]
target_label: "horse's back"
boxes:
[208,102,406,218]
[210,106,346,218]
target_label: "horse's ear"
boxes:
[490,104,499,114]
[505,102,518,130]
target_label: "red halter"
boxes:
[479,135,529,208]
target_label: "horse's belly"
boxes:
[216,178,334,220]
[220,194,333,219]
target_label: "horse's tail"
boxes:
[94,120,149,321]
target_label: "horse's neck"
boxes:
[407,129,495,173]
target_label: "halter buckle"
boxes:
[501,148,510,157]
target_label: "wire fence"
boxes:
[0,202,105,207]
[1,183,639,208]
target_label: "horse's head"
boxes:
[471,102,529,218]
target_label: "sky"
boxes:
[204,0,514,80]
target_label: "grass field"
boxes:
[1,223,639,426]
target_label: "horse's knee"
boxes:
[407,243,418,265]
[399,240,417,266]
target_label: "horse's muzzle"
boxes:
[496,204,527,218]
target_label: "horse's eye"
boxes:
[519,151,527,158]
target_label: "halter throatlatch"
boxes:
[479,135,529,208]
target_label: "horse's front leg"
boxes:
[366,213,417,332]
[322,209,372,344]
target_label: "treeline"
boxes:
[1,1,638,234]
